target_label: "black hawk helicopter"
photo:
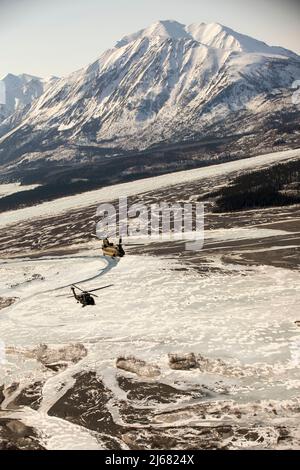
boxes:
[70,283,113,307]
[102,237,125,258]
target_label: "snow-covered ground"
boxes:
[0,148,299,449]
[1,251,299,389]
[0,245,299,448]
[0,252,300,379]
[0,182,40,199]
[0,148,299,228]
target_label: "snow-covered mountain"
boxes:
[0,73,57,123]
[0,20,299,167]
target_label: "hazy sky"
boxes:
[1,0,299,78]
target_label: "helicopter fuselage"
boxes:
[102,238,125,258]
[71,288,95,307]
[102,246,125,258]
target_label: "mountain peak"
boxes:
[115,20,298,58]
[115,19,190,48]
[1,73,41,84]
[144,20,189,39]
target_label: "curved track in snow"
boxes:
[2,254,118,328]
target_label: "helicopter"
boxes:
[102,237,125,258]
[70,283,113,307]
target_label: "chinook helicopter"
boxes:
[70,283,113,307]
[102,237,125,258]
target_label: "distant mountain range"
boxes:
[0,73,57,125]
[0,20,299,178]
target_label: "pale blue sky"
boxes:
[1,0,299,78]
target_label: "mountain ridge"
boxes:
[116,20,298,57]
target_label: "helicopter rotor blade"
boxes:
[88,284,114,293]
[90,294,98,298]
[72,284,85,293]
